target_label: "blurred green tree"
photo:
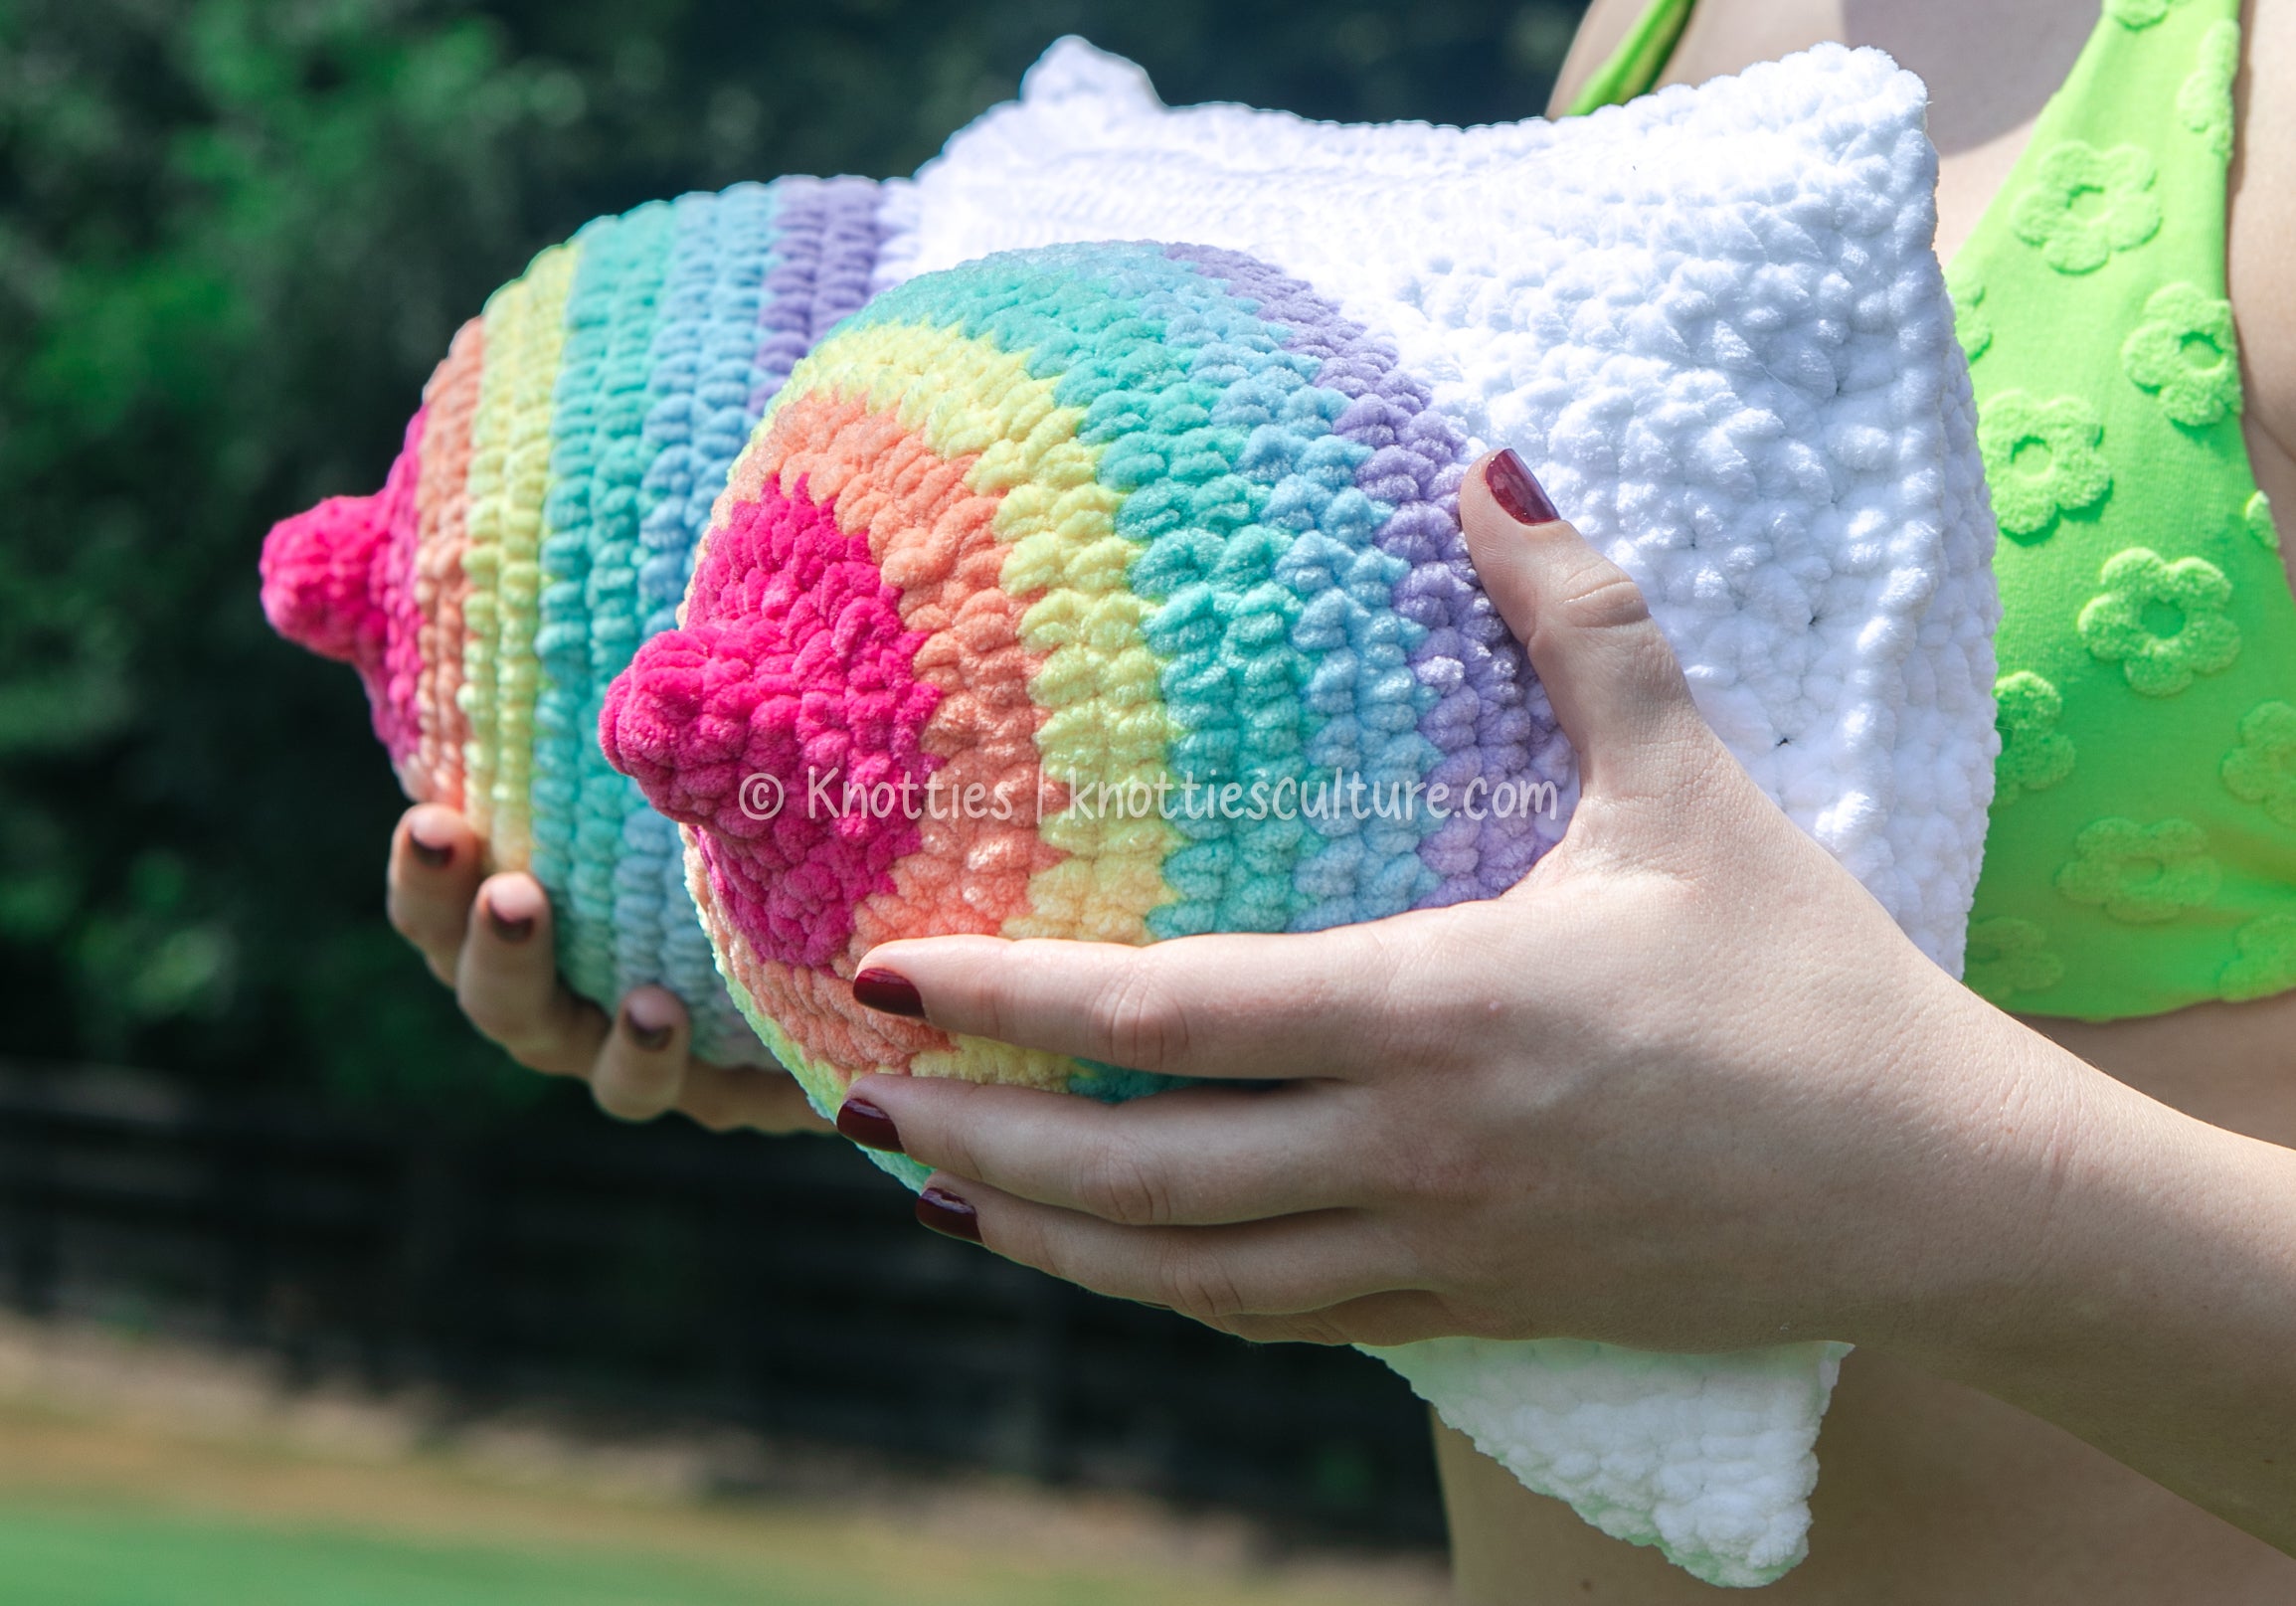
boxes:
[0,0,1582,1104]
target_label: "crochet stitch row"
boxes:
[601,243,1574,1163]
[260,178,894,1060]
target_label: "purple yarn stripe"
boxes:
[749,176,891,419]
[1164,245,1569,905]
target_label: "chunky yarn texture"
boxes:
[898,39,2001,974]
[879,50,1998,1584]
[260,178,895,1060]
[618,42,1995,1589]
[605,242,1567,1106]
[265,37,2001,1588]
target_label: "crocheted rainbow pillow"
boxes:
[601,42,2001,1590]
[602,236,1864,1590]
[262,39,2000,1587]
[259,177,896,1060]
[599,242,1567,1110]
[892,56,2009,1581]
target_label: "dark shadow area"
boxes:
[0,1059,1446,1547]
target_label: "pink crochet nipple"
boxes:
[258,413,428,772]
[600,479,943,969]
[260,492,390,670]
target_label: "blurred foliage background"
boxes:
[0,0,1586,1104]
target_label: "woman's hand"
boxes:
[836,453,2296,1548]
[373,449,2296,1547]
[385,805,829,1135]
[830,452,2182,1358]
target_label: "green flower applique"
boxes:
[2220,915,2296,1002]
[2248,490,2279,552]
[1978,390,2112,542]
[2055,816,2220,923]
[2012,142,2161,274]
[1993,670,2074,804]
[1947,268,1992,362]
[2077,547,2240,696]
[2177,19,2240,160]
[2121,281,2242,428]
[2220,700,2296,826]
[1964,916,2065,1003]
[2105,0,2188,25]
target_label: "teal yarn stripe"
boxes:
[857,248,1439,937]
[537,200,679,1005]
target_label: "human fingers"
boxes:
[847,922,1417,1083]
[1221,1288,1471,1348]
[454,872,608,1078]
[589,984,692,1122]
[674,1057,835,1135]
[1459,450,1727,812]
[911,1172,1410,1332]
[385,804,482,983]
[838,1075,1362,1225]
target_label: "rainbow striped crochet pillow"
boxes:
[260,178,896,1060]
[264,37,1999,1588]
[593,40,2000,1590]
[601,237,1861,1592]
[601,241,1565,1106]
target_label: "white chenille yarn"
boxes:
[901,37,1999,972]
[1379,1338,1854,1588]
[885,39,1999,1587]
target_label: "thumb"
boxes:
[1461,449,1722,804]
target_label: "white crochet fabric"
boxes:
[881,39,2000,1588]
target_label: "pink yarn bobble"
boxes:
[601,480,943,967]
[261,493,391,668]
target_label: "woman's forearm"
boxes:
[1895,1013,2296,1549]
[840,461,2296,1560]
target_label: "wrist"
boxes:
[1848,989,2150,1367]
[1866,1028,2296,1543]
[1871,999,2250,1390]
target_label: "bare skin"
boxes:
[1419,1,2296,1597]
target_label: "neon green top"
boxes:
[1574,0,2295,1020]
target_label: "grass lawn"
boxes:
[0,1504,877,1606]
[0,1394,1441,1606]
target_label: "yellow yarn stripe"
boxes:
[752,319,1182,948]
[458,243,577,866]
[913,1035,1087,1090]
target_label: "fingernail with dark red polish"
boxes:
[409,830,452,870]
[620,1001,673,1053]
[1486,448,1560,526]
[852,967,925,1019]
[836,1096,904,1154]
[916,1184,980,1243]
[485,897,534,945]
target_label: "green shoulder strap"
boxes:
[1564,0,1696,115]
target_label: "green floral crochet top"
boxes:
[1575,0,2293,1020]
